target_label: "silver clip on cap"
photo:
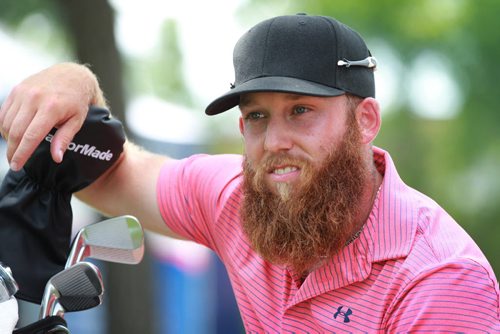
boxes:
[337,56,377,68]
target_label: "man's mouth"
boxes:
[268,165,301,184]
[272,166,298,175]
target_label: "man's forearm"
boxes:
[75,141,177,237]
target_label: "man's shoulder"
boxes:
[398,192,496,282]
[168,153,243,181]
[371,156,485,268]
[183,153,243,169]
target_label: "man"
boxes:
[1,14,499,332]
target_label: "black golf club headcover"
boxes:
[13,315,69,334]
[0,106,125,303]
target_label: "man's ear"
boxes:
[355,97,381,144]
[239,116,244,135]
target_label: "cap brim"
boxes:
[205,76,345,115]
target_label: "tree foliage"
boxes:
[0,0,61,27]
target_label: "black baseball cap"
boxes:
[205,13,376,115]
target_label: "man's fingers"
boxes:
[50,117,85,164]
[0,97,22,141]
[9,117,54,171]
[0,90,14,126]
[8,112,86,171]
[4,100,26,164]
[2,84,44,163]
[5,101,37,162]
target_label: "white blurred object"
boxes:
[126,96,207,144]
[0,27,56,100]
[0,297,19,333]
[146,231,212,274]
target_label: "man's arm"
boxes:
[76,142,181,238]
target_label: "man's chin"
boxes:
[270,181,306,202]
[275,183,292,201]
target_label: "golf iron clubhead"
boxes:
[65,215,144,269]
[12,316,70,334]
[39,261,104,320]
[0,262,18,303]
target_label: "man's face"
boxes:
[239,92,351,198]
[239,92,370,275]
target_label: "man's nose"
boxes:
[264,118,293,153]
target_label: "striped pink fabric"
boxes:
[157,147,500,332]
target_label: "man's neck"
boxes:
[350,158,384,246]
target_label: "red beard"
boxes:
[241,112,369,275]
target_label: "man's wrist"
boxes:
[80,63,108,109]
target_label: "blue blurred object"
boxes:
[151,253,214,333]
[150,248,243,334]
[214,255,244,334]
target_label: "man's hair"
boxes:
[345,93,364,113]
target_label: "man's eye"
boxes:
[245,112,265,120]
[294,106,309,114]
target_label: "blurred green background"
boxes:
[1,0,499,333]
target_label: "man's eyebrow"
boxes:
[239,93,304,108]
[284,94,304,101]
[239,95,253,108]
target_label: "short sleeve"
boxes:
[384,260,500,332]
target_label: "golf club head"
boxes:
[13,316,69,334]
[46,324,70,334]
[0,262,18,303]
[39,261,104,319]
[65,215,144,269]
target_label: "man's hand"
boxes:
[0,63,105,171]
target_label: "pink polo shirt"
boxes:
[157,147,500,332]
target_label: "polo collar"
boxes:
[289,147,417,305]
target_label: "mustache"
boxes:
[246,152,310,193]
[249,152,308,173]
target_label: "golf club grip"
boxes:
[13,315,68,334]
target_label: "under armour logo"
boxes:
[333,306,353,323]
